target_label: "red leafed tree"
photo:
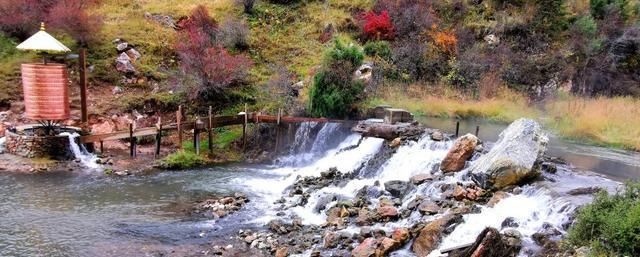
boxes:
[0,0,101,44]
[175,5,252,102]
[47,0,103,45]
[360,11,395,41]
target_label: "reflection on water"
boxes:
[417,116,640,181]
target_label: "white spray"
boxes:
[59,132,101,170]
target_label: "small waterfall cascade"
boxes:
[278,122,347,167]
[0,137,5,153]
[59,132,101,170]
[235,122,621,257]
[290,122,319,154]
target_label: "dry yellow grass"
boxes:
[373,84,540,123]
[545,96,640,151]
[375,85,640,151]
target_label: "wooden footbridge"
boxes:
[79,106,351,157]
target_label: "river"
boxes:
[0,118,637,257]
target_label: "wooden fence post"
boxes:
[242,104,247,151]
[177,105,182,149]
[194,118,200,156]
[129,123,135,158]
[208,106,213,154]
[455,121,460,138]
[475,125,480,137]
[79,48,88,124]
[99,140,104,154]
[155,117,162,157]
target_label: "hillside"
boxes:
[1,0,640,150]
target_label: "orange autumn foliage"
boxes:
[432,30,457,54]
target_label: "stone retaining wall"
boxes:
[4,130,74,159]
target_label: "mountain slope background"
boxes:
[1,0,639,150]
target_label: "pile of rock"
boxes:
[114,39,141,75]
[191,193,249,219]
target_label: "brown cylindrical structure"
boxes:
[21,63,70,120]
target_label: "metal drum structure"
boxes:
[21,63,70,121]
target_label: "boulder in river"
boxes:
[412,214,459,257]
[448,227,521,257]
[384,180,413,198]
[441,134,479,173]
[469,119,548,190]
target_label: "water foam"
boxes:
[60,132,101,170]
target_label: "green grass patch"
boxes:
[568,182,640,256]
[160,150,207,169]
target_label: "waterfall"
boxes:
[234,122,617,256]
[0,137,5,153]
[59,132,101,170]
[278,122,346,167]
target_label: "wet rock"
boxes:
[314,194,337,212]
[406,196,423,210]
[541,162,557,174]
[392,228,410,243]
[275,246,288,257]
[352,238,377,257]
[191,193,249,220]
[412,214,458,257]
[384,180,413,199]
[487,191,509,207]
[449,227,520,257]
[501,217,519,228]
[378,237,401,255]
[376,206,399,220]
[417,201,441,215]
[452,186,467,201]
[567,187,603,196]
[441,134,479,173]
[352,121,425,141]
[470,119,548,190]
[356,208,373,226]
[389,137,402,148]
[410,174,434,185]
[431,131,444,141]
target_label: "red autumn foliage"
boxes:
[360,11,395,41]
[0,0,101,44]
[175,5,252,100]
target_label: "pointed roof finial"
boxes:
[40,22,46,31]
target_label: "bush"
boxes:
[568,182,640,256]
[160,150,207,169]
[0,0,101,44]
[364,41,392,60]
[221,18,250,50]
[175,6,253,105]
[360,11,395,41]
[0,33,16,59]
[240,0,255,14]
[532,0,568,36]
[590,0,635,19]
[374,0,437,40]
[309,40,365,118]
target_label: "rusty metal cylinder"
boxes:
[21,63,70,120]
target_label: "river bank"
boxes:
[372,87,640,152]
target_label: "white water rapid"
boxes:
[236,122,619,256]
[59,132,101,170]
[0,137,5,153]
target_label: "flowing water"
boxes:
[59,132,101,170]
[0,120,636,257]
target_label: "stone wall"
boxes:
[4,130,74,159]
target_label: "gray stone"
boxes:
[115,53,136,73]
[116,42,128,51]
[384,180,413,199]
[470,119,548,190]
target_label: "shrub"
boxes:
[309,40,365,118]
[590,0,635,19]
[160,150,207,169]
[265,66,298,109]
[360,11,395,41]
[532,0,568,36]
[364,41,392,60]
[240,0,255,14]
[568,182,640,256]
[46,0,103,45]
[0,0,101,44]
[431,29,458,54]
[374,0,437,39]
[175,6,253,105]
[220,18,250,50]
[0,33,16,59]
